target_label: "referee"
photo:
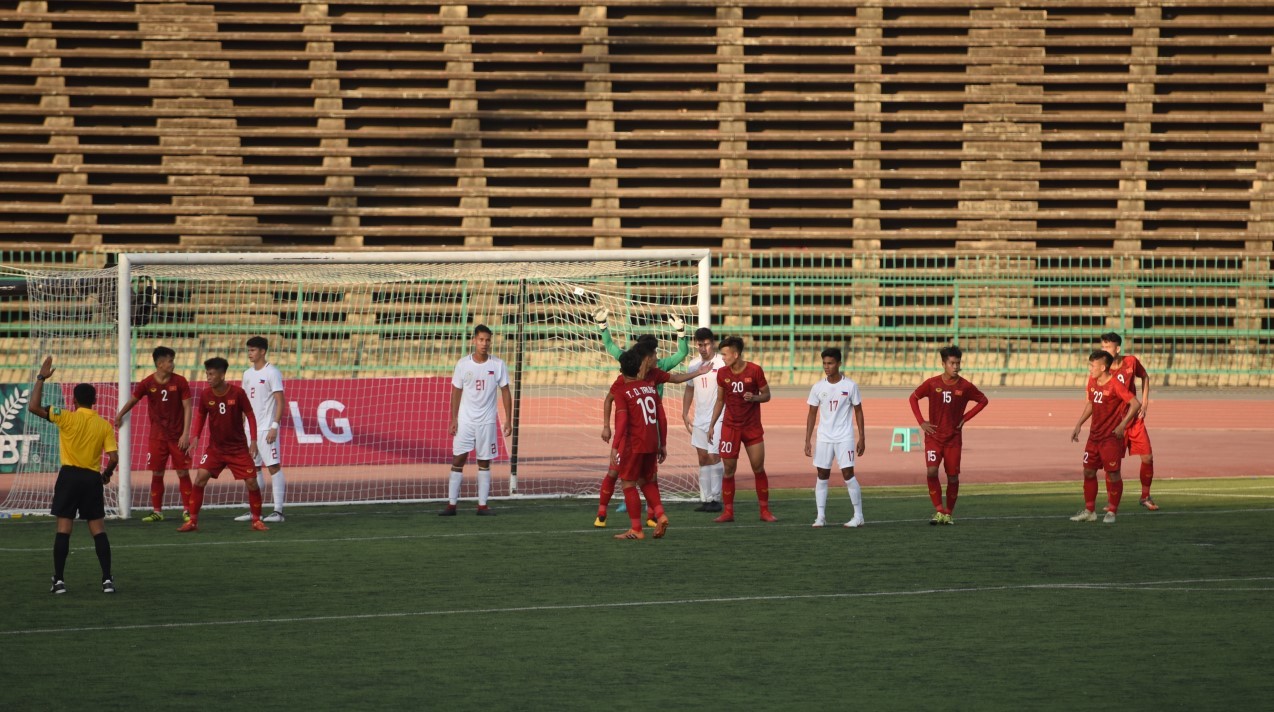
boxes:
[28,356,119,594]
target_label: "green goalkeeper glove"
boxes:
[593,308,609,331]
[667,314,686,339]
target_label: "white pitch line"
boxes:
[4,576,1271,638]
[2,507,1273,555]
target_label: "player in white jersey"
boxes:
[441,324,513,516]
[681,327,726,512]
[234,336,288,523]
[803,347,866,528]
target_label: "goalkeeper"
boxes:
[591,309,692,526]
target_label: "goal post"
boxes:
[102,249,711,519]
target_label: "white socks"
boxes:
[815,478,829,518]
[272,469,285,512]
[699,465,712,502]
[477,468,491,506]
[448,469,463,505]
[847,477,862,518]
[710,461,724,501]
[253,470,285,512]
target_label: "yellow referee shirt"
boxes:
[48,405,117,470]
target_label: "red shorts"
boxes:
[1084,436,1124,473]
[614,450,658,483]
[145,436,191,472]
[923,436,962,476]
[719,422,764,460]
[145,440,189,473]
[197,449,257,480]
[1124,418,1152,456]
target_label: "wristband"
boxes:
[269,422,279,430]
[36,374,46,382]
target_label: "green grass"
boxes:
[3,478,1272,711]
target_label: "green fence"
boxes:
[3,250,1271,387]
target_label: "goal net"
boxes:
[1,250,710,518]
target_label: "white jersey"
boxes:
[807,376,862,443]
[242,362,285,427]
[452,354,510,425]
[686,353,726,429]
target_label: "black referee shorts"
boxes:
[50,465,106,521]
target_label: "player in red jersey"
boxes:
[1101,332,1158,511]
[908,345,989,525]
[596,338,707,527]
[604,349,672,540]
[116,346,194,523]
[178,356,266,532]
[706,336,775,523]
[1070,350,1141,524]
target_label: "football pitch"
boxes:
[2,478,1271,710]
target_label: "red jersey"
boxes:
[610,372,668,454]
[132,373,191,440]
[192,384,257,455]
[1110,355,1148,397]
[1086,375,1134,440]
[717,361,767,428]
[909,375,989,445]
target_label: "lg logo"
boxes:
[289,400,354,444]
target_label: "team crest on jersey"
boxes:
[207,401,215,407]
[149,387,157,393]
[935,387,943,393]
[723,378,732,385]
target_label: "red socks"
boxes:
[927,477,943,512]
[190,484,206,520]
[722,477,736,512]
[1083,477,1098,512]
[178,475,193,511]
[248,487,263,521]
[945,480,960,515]
[1140,462,1154,499]
[1107,475,1124,513]
[754,470,770,508]
[622,487,642,530]
[639,481,665,520]
[149,475,165,512]
[597,474,617,517]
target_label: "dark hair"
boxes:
[1089,350,1113,368]
[246,336,269,351]
[693,327,716,342]
[474,324,492,337]
[619,348,645,377]
[821,347,842,363]
[1100,332,1122,346]
[940,345,963,361]
[73,383,96,408]
[633,334,658,356]
[719,336,744,353]
[204,356,229,373]
[152,346,175,363]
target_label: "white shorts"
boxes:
[691,420,723,455]
[454,421,499,460]
[252,429,282,468]
[813,439,855,471]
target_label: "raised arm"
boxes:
[27,356,54,421]
[667,360,710,384]
[599,323,623,360]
